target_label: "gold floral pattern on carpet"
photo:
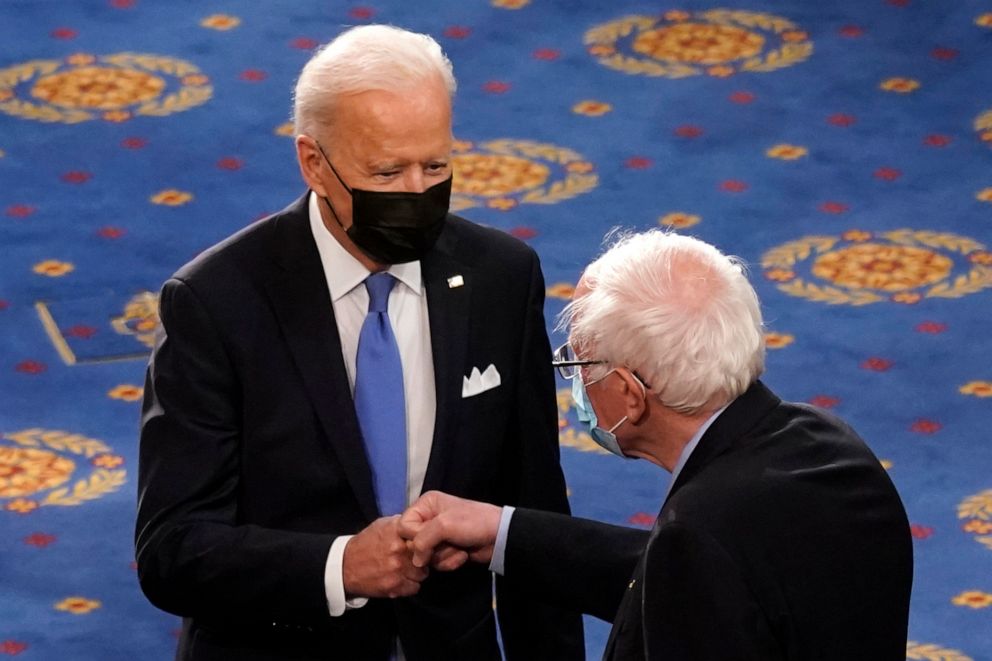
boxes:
[762,230,992,305]
[633,23,765,65]
[586,10,812,78]
[111,292,161,349]
[453,154,551,197]
[0,429,125,513]
[450,139,597,212]
[811,244,953,292]
[0,53,211,123]
[0,447,75,498]
[31,66,165,110]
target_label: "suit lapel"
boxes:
[419,223,473,492]
[263,196,379,522]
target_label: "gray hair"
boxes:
[292,24,456,138]
[560,230,765,415]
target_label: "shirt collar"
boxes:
[662,402,730,502]
[308,191,423,301]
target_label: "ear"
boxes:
[295,135,328,196]
[614,368,648,424]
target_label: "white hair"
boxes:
[292,24,456,138]
[560,230,765,415]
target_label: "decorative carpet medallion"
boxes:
[959,490,992,553]
[975,108,992,147]
[0,53,211,123]
[761,230,992,305]
[584,9,813,78]
[450,139,597,212]
[0,429,125,514]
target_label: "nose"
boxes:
[401,168,427,194]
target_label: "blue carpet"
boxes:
[1,0,991,658]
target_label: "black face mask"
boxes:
[316,143,450,264]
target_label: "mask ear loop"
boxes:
[630,371,649,397]
[605,415,628,434]
[314,141,352,193]
[313,140,352,231]
[604,370,650,435]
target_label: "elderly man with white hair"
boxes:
[136,25,582,661]
[400,230,913,660]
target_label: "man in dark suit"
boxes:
[135,24,582,661]
[400,230,913,660]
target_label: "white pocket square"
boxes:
[462,364,501,398]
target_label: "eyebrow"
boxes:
[366,157,449,172]
[367,161,404,172]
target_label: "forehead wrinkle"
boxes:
[332,85,451,169]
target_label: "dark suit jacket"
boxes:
[135,194,583,661]
[505,381,913,660]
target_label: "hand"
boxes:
[398,491,502,570]
[342,515,428,599]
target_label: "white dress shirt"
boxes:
[307,192,437,616]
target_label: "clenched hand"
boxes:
[343,515,428,598]
[398,491,502,571]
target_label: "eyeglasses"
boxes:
[551,342,606,380]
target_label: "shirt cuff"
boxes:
[487,506,515,576]
[325,535,369,616]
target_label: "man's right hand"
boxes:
[398,491,502,570]
[342,515,428,599]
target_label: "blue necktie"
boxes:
[353,272,407,516]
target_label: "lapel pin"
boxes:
[447,275,464,289]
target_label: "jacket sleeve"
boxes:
[492,251,586,660]
[504,509,649,623]
[135,277,335,624]
[642,523,779,660]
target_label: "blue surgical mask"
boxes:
[571,373,631,459]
